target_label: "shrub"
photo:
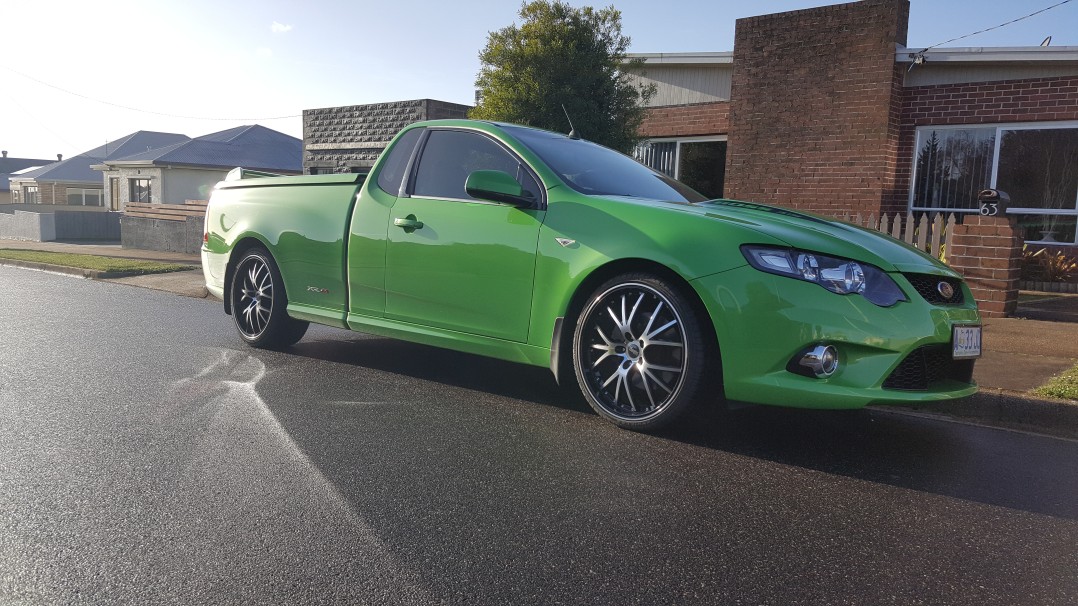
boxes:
[1022,245,1078,283]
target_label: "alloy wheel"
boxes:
[578,282,688,421]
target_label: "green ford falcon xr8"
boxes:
[202,120,981,431]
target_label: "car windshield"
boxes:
[503,125,707,204]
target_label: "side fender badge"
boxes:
[555,238,576,248]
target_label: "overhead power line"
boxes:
[0,63,301,121]
[919,0,1072,53]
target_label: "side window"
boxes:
[376,128,423,196]
[413,130,540,202]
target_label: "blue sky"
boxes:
[2,0,1076,160]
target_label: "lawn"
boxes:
[1033,363,1078,401]
[0,249,194,275]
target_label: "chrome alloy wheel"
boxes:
[578,282,688,421]
[234,256,274,338]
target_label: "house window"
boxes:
[25,186,38,204]
[11,190,19,204]
[910,122,1078,245]
[67,188,103,206]
[634,137,727,200]
[130,179,152,203]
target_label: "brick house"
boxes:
[1,151,53,205]
[303,99,471,174]
[629,0,1078,249]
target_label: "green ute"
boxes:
[203,119,980,432]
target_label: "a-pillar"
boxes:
[946,214,1023,318]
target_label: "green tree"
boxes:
[470,0,655,153]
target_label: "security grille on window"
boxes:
[633,138,727,200]
[910,123,1078,245]
[130,179,152,203]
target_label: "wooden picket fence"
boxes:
[835,211,957,262]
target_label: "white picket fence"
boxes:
[835,211,958,261]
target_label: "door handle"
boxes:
[393,216,423,231]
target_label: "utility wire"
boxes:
[0,63,301,121]
[918,0,1071,53]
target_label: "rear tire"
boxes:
[572,273,707,431]
[229,247,309,349]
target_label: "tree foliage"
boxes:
[470,1,655,153]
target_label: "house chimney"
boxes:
[57,153,63,161]
[2,151,7,158]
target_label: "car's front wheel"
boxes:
[229,247,308,348]
[572,274,708,431]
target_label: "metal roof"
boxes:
[0,156,52,174]
[14,131,190,184]
[105,125,302,173]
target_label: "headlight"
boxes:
[741,245,907,307]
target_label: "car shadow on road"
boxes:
[285,331,1078,521]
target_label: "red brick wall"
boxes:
[639,102,730,138]
[725,0,909,216]
[947,215,1023,317]
[890,75,1078,214]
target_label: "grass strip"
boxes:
[1032,362,1078,401]
[0,249,194,275]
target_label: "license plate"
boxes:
[952,325,982,359]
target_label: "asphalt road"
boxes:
[1,265,1077,605]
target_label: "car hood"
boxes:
[599,196,956,276]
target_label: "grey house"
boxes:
[95,125,302,211]
[8,131,191,209]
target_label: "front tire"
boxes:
[229,247,309,348]
[572,274,708,431]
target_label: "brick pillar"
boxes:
[947,215,1023,318]
[726,0,910,216]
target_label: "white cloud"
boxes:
[271,21,293,34]
[256,47,273,58]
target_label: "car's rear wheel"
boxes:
[572,274,707,431]
[229,247,308,348]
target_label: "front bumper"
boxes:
[691,266,979,409]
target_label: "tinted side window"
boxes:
[376,128,423,196]
[413,130,539,201]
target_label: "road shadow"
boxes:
[282,330,1078,521]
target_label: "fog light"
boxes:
[798,345,839,378]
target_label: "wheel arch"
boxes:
[552,258,723,396]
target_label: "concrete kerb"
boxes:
[872,390,1078,441]
[0,259,207,298]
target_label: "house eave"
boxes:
[897,45,1078,64]
[626,52,734,66]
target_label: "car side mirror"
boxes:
[465,170,534,207]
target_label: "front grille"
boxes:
[882,345,975,391]
[904,274,965,305]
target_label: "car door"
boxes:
[385,128,545,342]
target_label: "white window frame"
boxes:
[909,120,1078,245]
[638,135,727,180]
[67,188,103,206]
[25,185,38,204]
